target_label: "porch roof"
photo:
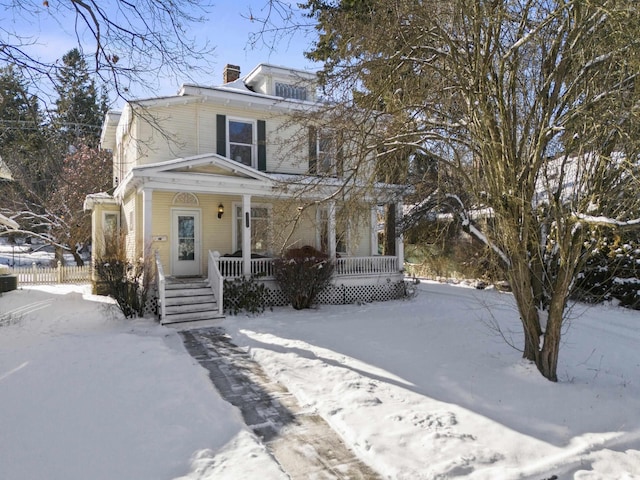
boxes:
[113,153,406,204]
[114,153,276,198]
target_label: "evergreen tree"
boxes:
[53,48,106,149]
[0,66,56,219]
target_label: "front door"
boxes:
[171,209,201,276]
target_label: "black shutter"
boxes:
[308,126,317,174]
[336,131,344,178]
[216,114,226,156]
[257,120,266,171]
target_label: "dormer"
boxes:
[243,64,317,102]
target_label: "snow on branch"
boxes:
[573,213,640,230]
[444,194,511,267]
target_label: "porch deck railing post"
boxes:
[154,251,166,322]
[208,250,224,316]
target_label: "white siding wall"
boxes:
[116,99,310,177]
[122,193,137,261]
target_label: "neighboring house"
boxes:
[85,64,406,324]
[0,155,12,181]
[0,156,19,230]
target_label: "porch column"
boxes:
[395,201,404,272]
[242,194,251,276]
[328,200,337,259]
[142,188,153,256]
[370,206,379,256]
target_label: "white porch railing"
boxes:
[10,262,90,285]
[217,257,243,278]
[155,251,166,322]
[335,256,399,276]
[215,255,399,280]
[250,257,275,278]
[208,251,224,317]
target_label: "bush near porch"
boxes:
[273,246,335,310]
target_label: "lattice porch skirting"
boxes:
[264,279,408,307]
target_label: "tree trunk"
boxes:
[55,246,66,266]
[537,293,565,382]
[536,242,580,382]
[508,257,543,362]
[384,203,396,256]
[71,246,85,267]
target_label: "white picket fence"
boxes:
[10,262,91,285]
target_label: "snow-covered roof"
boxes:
[0,155,12,180]
[0,212,18,230]
[83,192,118,211]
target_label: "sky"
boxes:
[3,1,320,108]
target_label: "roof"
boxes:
[0,155,13,180]
[0,213,18,230]
[112,153,277,199]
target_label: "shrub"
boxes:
[94,230,150,318]
[572,235,640,310]
[273,246,334,310]
[223,275,269,315]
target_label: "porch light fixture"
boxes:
[217,203,224,219]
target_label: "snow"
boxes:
[1,280,639,479]
[0,285,283,480]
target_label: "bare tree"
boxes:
[282,0,640,381]
[1,0,214,101]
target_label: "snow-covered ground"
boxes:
[1,280,638,479]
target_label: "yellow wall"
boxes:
[114,100,310,176]
[149,191,237,275]
[94,189,378,277]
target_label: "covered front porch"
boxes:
[155,249,406,324]
[93,153,407,323]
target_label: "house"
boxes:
[85,64,406,324]
[0,156,19,230]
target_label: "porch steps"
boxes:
[161,277,224,325]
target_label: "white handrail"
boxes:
[335,256,399,276]
[155,251,166,322]
[251,258,274,278]
[217,257,243,278]
[216,255,398,279]
[208,251,224,316]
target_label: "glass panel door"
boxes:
[178,216,195,260]
[171,209,200,276]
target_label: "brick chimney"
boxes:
[223,64,241,84]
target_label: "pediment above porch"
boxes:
[116,153,276,197]
[135,153,273,181]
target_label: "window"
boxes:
[102,212,120,256]
[234,204,271,255]
[318,132,335,174]
[177,215,196,261]
[275,82,307,101]
[228,119,255,167]
[317,208,347,254]
[310,128,343,176]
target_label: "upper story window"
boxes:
[228,119,255,167]
[309,127,344,176]
[318,132,335,174]
[275,82,307,101]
